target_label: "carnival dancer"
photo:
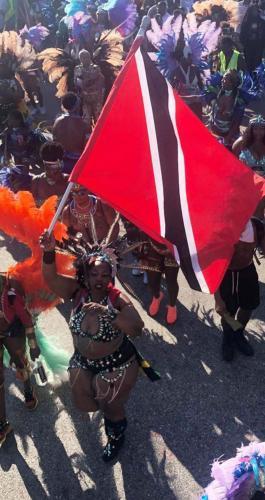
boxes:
[140,238,179,325]
[74,49,105,127]
[38,29,124,104]
[214,217,264,362]
[1,110,46,166]
[31,142,69,206]
[39,230,150,462]
[53,92,89,174]
[0,30,37,130]
[207,69,244,147]
[233,115,265,177]
[62,183,119,245]
[0,273,40,446]
[122,223,179,325]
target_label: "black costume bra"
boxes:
[69,296,121,343]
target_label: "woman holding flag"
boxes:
[39,229,146,462]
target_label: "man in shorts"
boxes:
[215,218,263,362]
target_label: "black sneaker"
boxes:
[222,335,235,362]
[24,388,38,410]
[234,331,254,357]
[102,435,125,463]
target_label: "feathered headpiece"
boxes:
[98,0,138,37]
[65,0,88,17]
[146,14,183,49]
[156,12,220,83]
[202,442,265,499]
[65,11,94,44]
[56,208,121,278]
[19,24,50,51]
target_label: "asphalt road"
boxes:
[1,230,265,500]
[1,81,265,500]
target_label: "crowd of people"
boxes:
[1,0,265,496]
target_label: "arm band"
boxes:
[43,250,56,264]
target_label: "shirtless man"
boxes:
[31,142,68,206]
[215,217,264,362]
[0,273,40,446]
[62,184,119,244]
[53,92,89,174]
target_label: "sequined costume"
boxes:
[0,272,38,445]
[239,148,265,176]
[69,288,136,378]
[74,62,105,126]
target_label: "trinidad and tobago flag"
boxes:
[70,39,265,294]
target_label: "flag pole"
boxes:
[47,182,74,236]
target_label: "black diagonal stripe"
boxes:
[139,47,201,291]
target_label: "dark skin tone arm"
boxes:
[232,136,244,156]
[40,230,78,300]
[111,294,144,337]
[101,202,120,242]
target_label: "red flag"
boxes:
[70,43,265,293]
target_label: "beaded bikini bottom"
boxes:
[69,336,135,375]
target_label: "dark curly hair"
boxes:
[40,141,64,162]
[240,122,265,150]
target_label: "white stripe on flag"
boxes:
[166,82,209,293]
[135,48,165,237]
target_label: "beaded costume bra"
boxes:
[69,295,121,343]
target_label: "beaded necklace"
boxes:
[70,198,97,227]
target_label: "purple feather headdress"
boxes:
[202,442,265,500]
[20,24,49,50]
[99,0,138,36]
[66,11,93,43]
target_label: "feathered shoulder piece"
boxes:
[93,29,124,80]
[0,187,73,313]
[37,48,76,97]
[202,442,265,499]
[0,31,36,72]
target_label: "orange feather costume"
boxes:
[0,187,75,313]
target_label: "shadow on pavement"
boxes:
[1,251,265,499]
[0,433,47,497]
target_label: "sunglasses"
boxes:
[72,189,87,196]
